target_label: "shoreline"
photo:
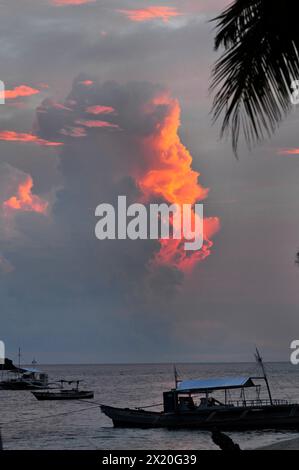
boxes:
[257,436,299,450]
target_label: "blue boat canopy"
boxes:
[176,376,256,393]
[20,367,40,373]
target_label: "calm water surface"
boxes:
[2,362,299,450]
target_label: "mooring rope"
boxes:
[1,400,102,426]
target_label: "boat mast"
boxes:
[18,348,21,378]
[173,365,179,389]
[18,348,21,369]
[18,347,21,378]
[255,348,273,405]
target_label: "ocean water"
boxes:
[2,362,299,450]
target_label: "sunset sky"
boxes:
[1,0,299,363]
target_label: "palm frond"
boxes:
[210,0,299,154]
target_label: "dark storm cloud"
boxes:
[34,77,183,292]
[0,77,192,361]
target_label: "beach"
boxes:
[259,436,299,450]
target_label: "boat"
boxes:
[101,350,299,430]
[0,350,49,390]
[32,380,94,401]
[0,368,49,390]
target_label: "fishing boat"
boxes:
[0,368,49,390]
[0,350,49,390]
[32,380,94,401]
[101,350,299,430]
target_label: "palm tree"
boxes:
[211,0,299,154]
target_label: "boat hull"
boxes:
[101,404,299,430]
[0,381,48,390]
[32,391,94,400]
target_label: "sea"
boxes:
[2,362,299,450]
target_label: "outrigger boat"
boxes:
[101,350,299,430]
[32,380,94,401]
[0,350,49,390]
[0,368,49,390]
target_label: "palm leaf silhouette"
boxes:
[210,0,299,154]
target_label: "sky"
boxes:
[1,0,299,364]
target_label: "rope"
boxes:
[0,398,161,426]
[1,400,102,426]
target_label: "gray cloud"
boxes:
[0,0,298,363]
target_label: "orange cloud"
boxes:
[0,85,40,101]
[4,176,48,214]
[117,6,181,22]
[76,119,120,129]
[279,148,299,155]
[0,131,63,147]
[78,80,94,86]
[135,94,220,273]
[52,0,96,5]
[138,97,207,204]
[85,105,115,115]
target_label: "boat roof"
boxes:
[176,376,256,393]
[20,367,40,373]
